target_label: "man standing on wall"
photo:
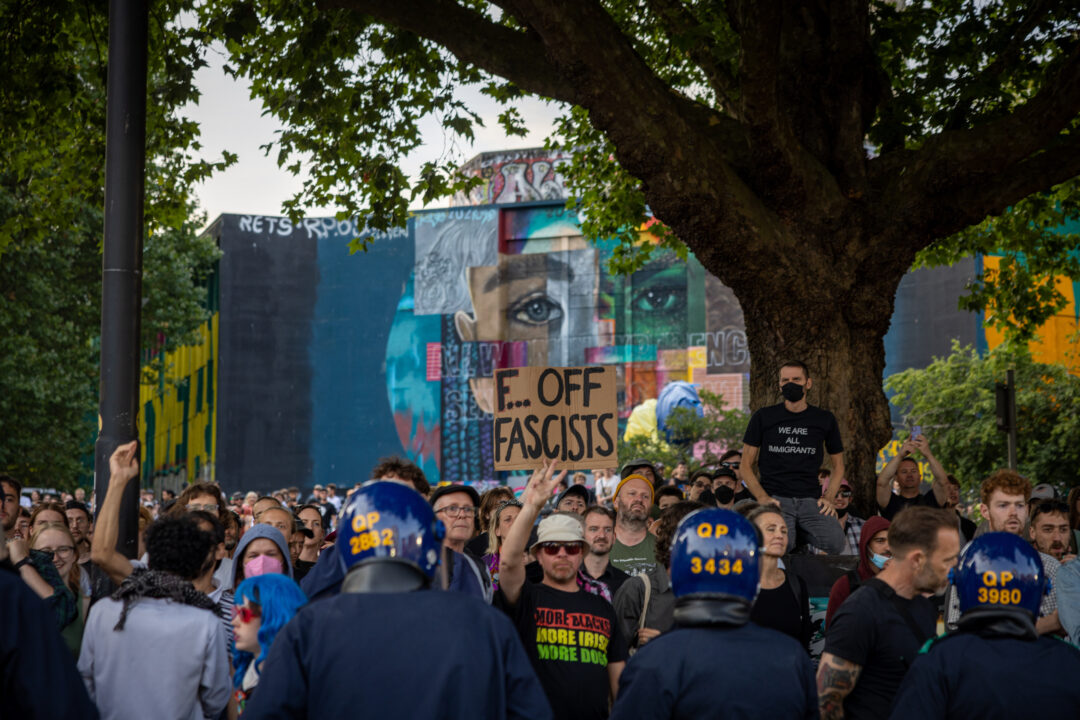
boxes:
[737,361,847,554]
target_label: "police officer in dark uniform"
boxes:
[891,532,1080,718]
[244,481,551,719]
[610,508,817,719]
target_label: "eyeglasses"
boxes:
[692,480,710,489]
[1031,500,1069,519]
[232,605,262,623]
[187,503,219,513]
[39,545,75,560]
[435,505,477,518]
[837,490,853,498]
[537,542,583,556]
[720,462,741,470]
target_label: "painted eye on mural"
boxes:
[632,285,683,313]
[508,294,564,325]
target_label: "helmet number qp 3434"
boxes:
[689,557,743,575]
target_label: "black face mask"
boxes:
[714,485,735,505]
[781,382,805,403]
[835,506,848,519]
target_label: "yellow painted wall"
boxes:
[137,313,218,485]
[982,256,1080,373]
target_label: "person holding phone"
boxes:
[875,433,949,520]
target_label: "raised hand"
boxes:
[109,440,139,485]
[522,459,566,509]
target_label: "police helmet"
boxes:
[953,531,1046,619]
[670,508,760,603]
[337,481,444,579]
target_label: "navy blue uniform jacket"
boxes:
[609,623,819,719]
[243,589,551,719]
[0,561,99,719]
[890,631,1080,718]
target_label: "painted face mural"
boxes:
[385,201,750,485]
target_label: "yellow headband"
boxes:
[614,473,655,504]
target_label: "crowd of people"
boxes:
[3,360,1080,718]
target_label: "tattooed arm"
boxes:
[816,652,862,720]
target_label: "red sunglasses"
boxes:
[232,605,262,623]
[538,542,583,556]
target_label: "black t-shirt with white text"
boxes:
[743,403,844,498]
[497,581,628,720]
[823,578,936,720]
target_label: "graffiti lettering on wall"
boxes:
[235,214,408,241]
[385,202,753,481]
[452,148,572,206]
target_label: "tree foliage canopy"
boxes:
[886,341,1080,492]
[200,0,1080,490]
[0,1,225,487]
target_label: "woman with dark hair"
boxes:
[1067,486,1080,555]
[231,573,307,714]
[747,504,812,652]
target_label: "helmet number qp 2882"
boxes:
[689,557,743,575]
[349,528,395,555]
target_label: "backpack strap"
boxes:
[845,569,861,593]
[638,573,652,631]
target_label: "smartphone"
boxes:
[912,425,922,438]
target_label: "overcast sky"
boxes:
[185,47,563,229]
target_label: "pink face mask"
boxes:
[244,554,283,578]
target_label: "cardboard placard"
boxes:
[493,365,618,471]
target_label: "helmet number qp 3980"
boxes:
[977,587,1022,605]
[689,557,743,575]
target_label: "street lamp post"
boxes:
[93,0,148,558]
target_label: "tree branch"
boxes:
[924,131,1080,241]
[327,0,577,104]
[942,0,1058,131]
[912,43,1080,194]
[643,0,742,118]
[823,0,874,188]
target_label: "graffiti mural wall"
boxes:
[148,200,753,492]
[392,202,750,486]
[146,149,1065,492]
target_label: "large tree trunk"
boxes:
[326,0,1080,505]
[692,222,907,518]
[740,283,894,517]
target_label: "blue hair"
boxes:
[232,574,307,688]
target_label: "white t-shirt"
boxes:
[595,474,619,505]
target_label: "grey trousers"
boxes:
[776,496,847,555]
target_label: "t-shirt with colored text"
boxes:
[498,581,628,720]
[743,403,844,498]
[609,534,657,577]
